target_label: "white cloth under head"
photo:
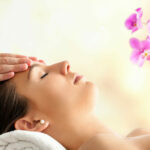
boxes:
[0,130,66,150]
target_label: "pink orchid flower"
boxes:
[130,37,150,67]
[146,20,150,41]
[125,8,143,33]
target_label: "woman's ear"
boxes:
[14,117,50,132]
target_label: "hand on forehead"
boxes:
[0,53,46,82]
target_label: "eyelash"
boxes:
[40,73,48,79]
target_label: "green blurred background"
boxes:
[0,0,150,136]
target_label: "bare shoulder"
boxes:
[79,133,138,150]
[127,134,150,150]
[127,128,150,137]
[126,128,150,150]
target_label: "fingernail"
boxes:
[27,59,32,66]
[21,64,28,70]
[38,59,46,64]
[9,72,15,77]
[29,56,38,61]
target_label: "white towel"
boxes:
[0,130,66,150]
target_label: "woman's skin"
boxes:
[9,60,150,150]
[0,53,45,81]
[79,129,150,150]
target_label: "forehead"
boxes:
[11,62,44,89]
[11,66,30,87]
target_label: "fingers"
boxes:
[0,64,28,74]
[29,56,38,61]
[0,57,32,65]
[0,72,15,82]
[0,55,45,65]
[0,53,46,82]
[29,57,45,64]
[38,59,46,64]
[0,53,28,58]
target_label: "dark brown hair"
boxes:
[0,80,29,135]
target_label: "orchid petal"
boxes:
[131,27,138,33]
[146,55,150,61]
[125,14,137,30]
[136,8,143,18]
[137,54,145,67]
[130,49,141,64]
[137,18,142,29]
[141,40,150,50]
[147,20,150,39]
[129,38,141,50]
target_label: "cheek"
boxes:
[31,74,99,119]
[44,78,99,114]
[40,75,75,113]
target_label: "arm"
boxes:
[79,134,139,150]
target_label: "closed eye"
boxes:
[40,73,48,79]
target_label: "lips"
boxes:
[74,74,83,84]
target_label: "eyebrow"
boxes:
[27,64,41,80]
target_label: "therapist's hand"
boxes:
[0,53,45,81]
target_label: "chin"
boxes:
[84,81,100,113]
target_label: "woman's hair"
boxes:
[0,80,29,135]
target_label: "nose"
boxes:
[60,60,70,75]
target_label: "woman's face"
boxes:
[12,60,99,127]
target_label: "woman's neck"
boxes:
[70,114,118,150]
[45,113,119,150]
